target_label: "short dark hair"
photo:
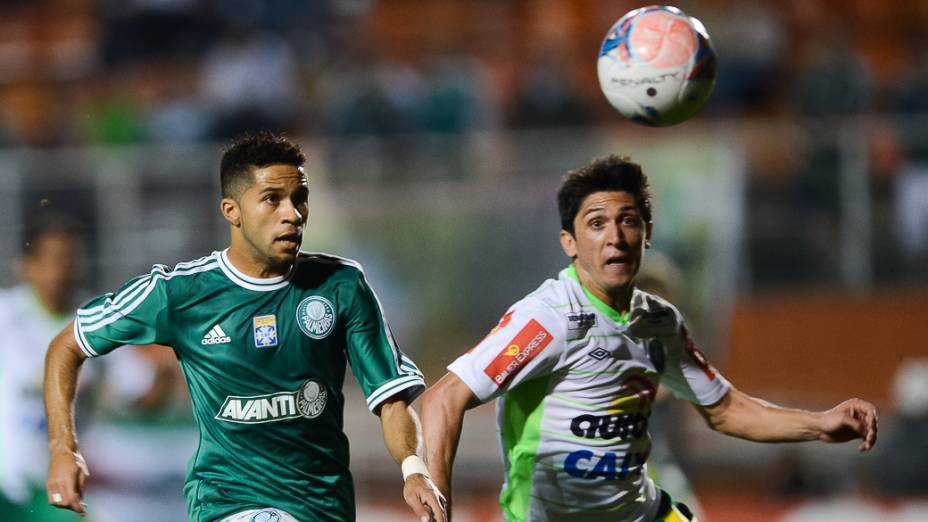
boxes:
[21,213,77,258]
[220,131,306,199]
[557,155,653,235]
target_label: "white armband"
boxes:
[401,455,431,481]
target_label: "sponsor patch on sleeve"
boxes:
[680,325,716,380]
[468,310,515,353]
[483,319,553,387]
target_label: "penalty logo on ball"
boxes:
[597,5,717,126]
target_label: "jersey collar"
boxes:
[218,249,293,292]
[565,264,631,326]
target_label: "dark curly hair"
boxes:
[557,155,653,235]
[220,131,306,199]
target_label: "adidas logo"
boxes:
[202,325,232,345]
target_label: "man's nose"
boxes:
[282,201,304,225]
[606,222,624,245]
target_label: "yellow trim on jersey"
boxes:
[659,504,695,521]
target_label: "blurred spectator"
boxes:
[418,51,498,179]
[99,0,219,68]
[889,43,928,119]
[872,358,928,495]
[0,216,88,521]
[421,51,497,134]
[510,52,592,128]
[894,164,928,267]
[890,42,928,271]
[791,30,874,118]
[199,23,302,138]
[144,65,213,143]
[316,47,426,139]
[703,1,786,113]
[79,73,148,145]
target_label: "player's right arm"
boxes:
[420,373,482,510]
[43,322,90,514]
[421,304,565,517]
[45,265,174,513]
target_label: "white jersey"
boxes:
[0,286,73,502]
[449,265,730,522]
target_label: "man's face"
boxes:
[233,164,308,270]
[560,190,651,298]
[22,231,76,313]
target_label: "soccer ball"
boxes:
[597,5,717,127]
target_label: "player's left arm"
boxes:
[697,387,878,451]
[377,396,447,522]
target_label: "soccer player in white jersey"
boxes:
[0,218,84,521]
[420,155,878,522]
[44,132,446,521]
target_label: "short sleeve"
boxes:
[660,315,730,406]
[448,303,565,403]
[343,270,425,412]
[73,266,172,358]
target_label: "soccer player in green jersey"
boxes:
[420,156,878,522]
[44,132,446,522]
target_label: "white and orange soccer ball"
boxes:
[597,5,717,127]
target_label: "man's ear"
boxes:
[559,230,577,259]
[220,198,241,227]
[645,221,654,248]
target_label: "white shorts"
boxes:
[220,508,299,522]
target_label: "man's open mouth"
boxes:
[275,234,302,248]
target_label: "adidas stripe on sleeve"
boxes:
[74,262,196,357]
[343,270,425,412]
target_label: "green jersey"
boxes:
[74,250,425,521]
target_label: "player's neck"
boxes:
[595,287,633,315]
[226,244,291,279]
[573,266,634,314]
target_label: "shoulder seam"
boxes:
[298,251,364,272]
[174,252,219,271]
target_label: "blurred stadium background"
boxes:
[1,0,926,520]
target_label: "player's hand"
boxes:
[403,473,447,522]
[818,398,878,452]
[47,449,89,514]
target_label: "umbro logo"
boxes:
[202,325,232,345]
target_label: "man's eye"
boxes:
[589,220,603,228]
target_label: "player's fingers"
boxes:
[845,401,876,451]
[77,467,88,494]
[843,409,865,434]
[422,488,446,522]
[860,409,879,451]
[48,485,85,514]
[405,487,432,522]
[63,488,84,514]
